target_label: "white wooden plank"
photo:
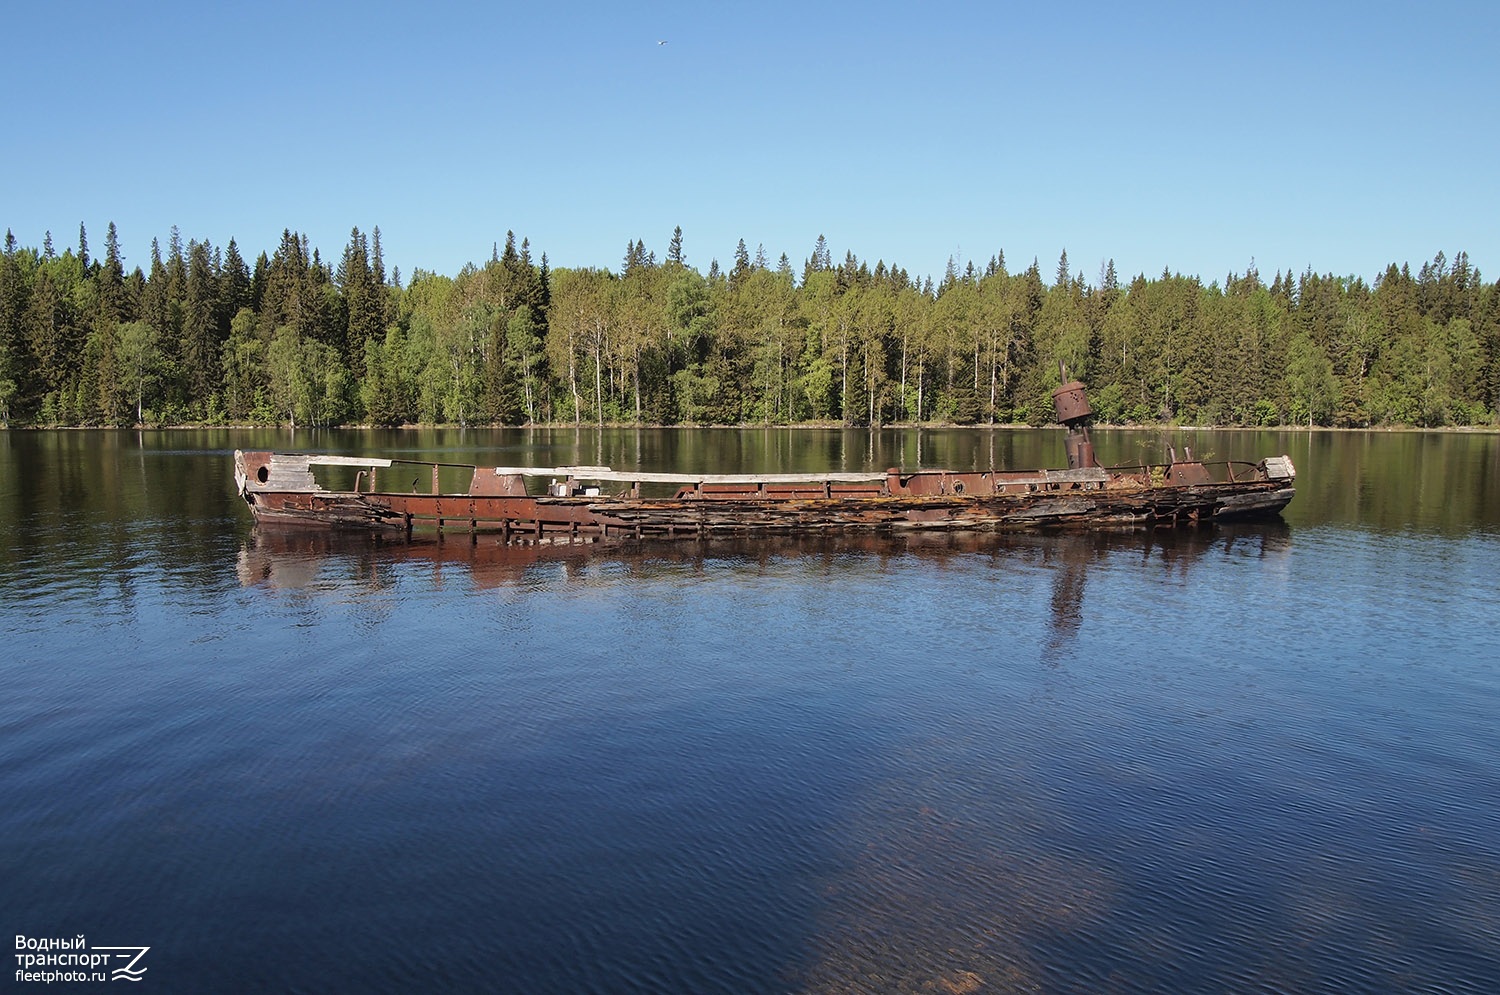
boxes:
[1044,467,1110,483]
[491,467,889,484]
[303,455,396,468]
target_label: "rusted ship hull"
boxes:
[233,380,1294,542]
[234,453,1295,541]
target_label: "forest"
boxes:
[1,223,1496,430]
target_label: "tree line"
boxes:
[1,223,1496,429]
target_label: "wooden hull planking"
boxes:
[235,450,1295,542]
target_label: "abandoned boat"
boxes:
[233,380,1296,542]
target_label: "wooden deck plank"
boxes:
[490,467,890,484]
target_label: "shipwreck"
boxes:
[234,379,1295,542]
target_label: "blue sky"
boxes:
[4,0,1496,287]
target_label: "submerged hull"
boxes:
[234,450,1295,543]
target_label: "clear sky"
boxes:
[4,0,1496,288]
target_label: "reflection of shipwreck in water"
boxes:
[234,380,1294,542]
[236,529,1080,592]
[236,520,1292,643]
[236,528,609,591]
[1034,523,1292,657]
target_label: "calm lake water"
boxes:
[3,425,1498,993]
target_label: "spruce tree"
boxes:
[0,233,27,424]
[96,224,128,326]
[731,239,751,287]
[371,227,387,286]
[339,227,382,375]
[182,240,220,413]
[24,266,73,410]
[220,239,253,323]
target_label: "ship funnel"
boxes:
[1052,380,1093,424]
[1051,365,1099,469]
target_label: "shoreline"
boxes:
[6,421,1497,435]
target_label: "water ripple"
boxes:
[5,482,1500,992]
